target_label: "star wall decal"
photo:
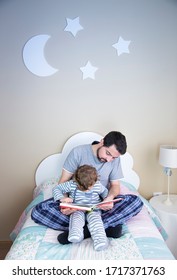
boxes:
[80,61,98,80]
[112,36,131,56]
[64,17,83,37]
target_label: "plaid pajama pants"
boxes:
[31,194,143,231]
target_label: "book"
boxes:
[59,197,123,211]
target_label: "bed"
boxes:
[5,132,175,260]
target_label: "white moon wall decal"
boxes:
[23,34,58,77]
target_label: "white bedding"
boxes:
[5,179,174,260]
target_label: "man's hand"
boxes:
[60,208,77,215]
[59,197,77,215]
[97,196,114,211]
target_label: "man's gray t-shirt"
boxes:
[63,144,123,188]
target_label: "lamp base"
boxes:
[163,197,172,206]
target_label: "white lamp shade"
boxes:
[159,145,177,168]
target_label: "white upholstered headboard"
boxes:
[35,132,140,189]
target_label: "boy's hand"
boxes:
[60,197,73,203]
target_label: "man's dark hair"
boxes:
[103,131,127,155]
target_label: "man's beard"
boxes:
[97,147,107,162]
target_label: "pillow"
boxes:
[33,177,59,199]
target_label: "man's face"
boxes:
[97,144,121,162]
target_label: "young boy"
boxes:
[53,165,109,251]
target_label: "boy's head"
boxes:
[74,165,98,191]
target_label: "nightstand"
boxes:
[149,194,177,259]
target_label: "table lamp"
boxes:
[159,145,177,205]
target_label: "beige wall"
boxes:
[0,0,177,240]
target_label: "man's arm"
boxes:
[58,169,77,215]
[58,169,73,183]
[98,180,120,210]
[107,180,120,199]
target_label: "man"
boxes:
[31,131,143,244]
